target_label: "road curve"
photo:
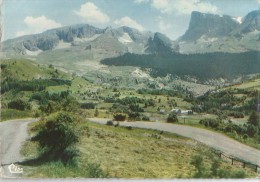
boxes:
[0,118,38,178]
[88,118,260,167]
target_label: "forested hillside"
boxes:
[101,51,260,81]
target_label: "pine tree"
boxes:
[248,111,260,127]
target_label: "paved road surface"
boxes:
[88,118,260,167]
[0,118,38,178]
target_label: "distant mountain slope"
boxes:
[178,10,260,53]
[2,24,178,59]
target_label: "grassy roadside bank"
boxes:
[20,120,257,178]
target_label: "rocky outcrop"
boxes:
[179,11,239,42]
[232,10,260,35]
[146,32,179,54]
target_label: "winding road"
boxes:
[88,118,260,167]
[0,118,38,178]
[0,117,259,178]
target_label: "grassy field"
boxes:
[230,78,260,91]
[0,109,33,122]
[20,121,257,178]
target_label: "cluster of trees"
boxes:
[30,91,70,105]
[190,90,260,125]
[80,102,96,109]
[8,99,31,111]
[1,78,71,94]
[200,111,260,141]
[105,93,182,122]
[191,90,245,113]
[105,96,154,121]
[29,91,79,115]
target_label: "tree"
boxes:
[32,112,79,164]
[167,112,178,123]
[113,114,126,121]
[94,108,99,117]
[190,155,208,178]
[248,111,260,127]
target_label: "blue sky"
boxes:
[2,0,260,41]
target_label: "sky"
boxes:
[2,0,260,41]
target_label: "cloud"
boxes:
[114,16,145,31]
[16,16,62,37]
[151,0,219,15]
[134,0,150,4]
[74,2,110,24]
[156,17,172,32]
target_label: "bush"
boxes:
[87,163,109,178]
[8,99,31,111]
[113,114,126,121]
[190,155,209,178]
[81,102,96,109]
[199,118,221,128]
[142,115,150,121]
[106,120,114,126]
[248,111,260,127]
[232,170,246,178]
[246,124,258,137]
[167,113,178,123]
[129,104,144,112]
[32,112,79,164]
[128,112,141,120]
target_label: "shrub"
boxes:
[246,124,258,137]
[128,112,141,120]
[1,64,7,69]
[32,112,79,164]
[167,113,178,123]
[106,120,114,126]
[8,99,31,111]
[232,170,246,178]
[86,163,109,178]
[129,104,144,112]
[142,115,150,121]
[94,108,99,117]
[199,118,220,128]
[190,155,209,178]
[81,102,96,109]
[210,159,220,177]
[113,114,126,121]
[248,111,260,127]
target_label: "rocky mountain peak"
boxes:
[179,11,239,42]
[146,32,179,54]
[234,10,260,34]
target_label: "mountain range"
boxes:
[2,10,260,57]
[1,10,259,90]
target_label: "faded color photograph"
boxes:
[0,0,260,179]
